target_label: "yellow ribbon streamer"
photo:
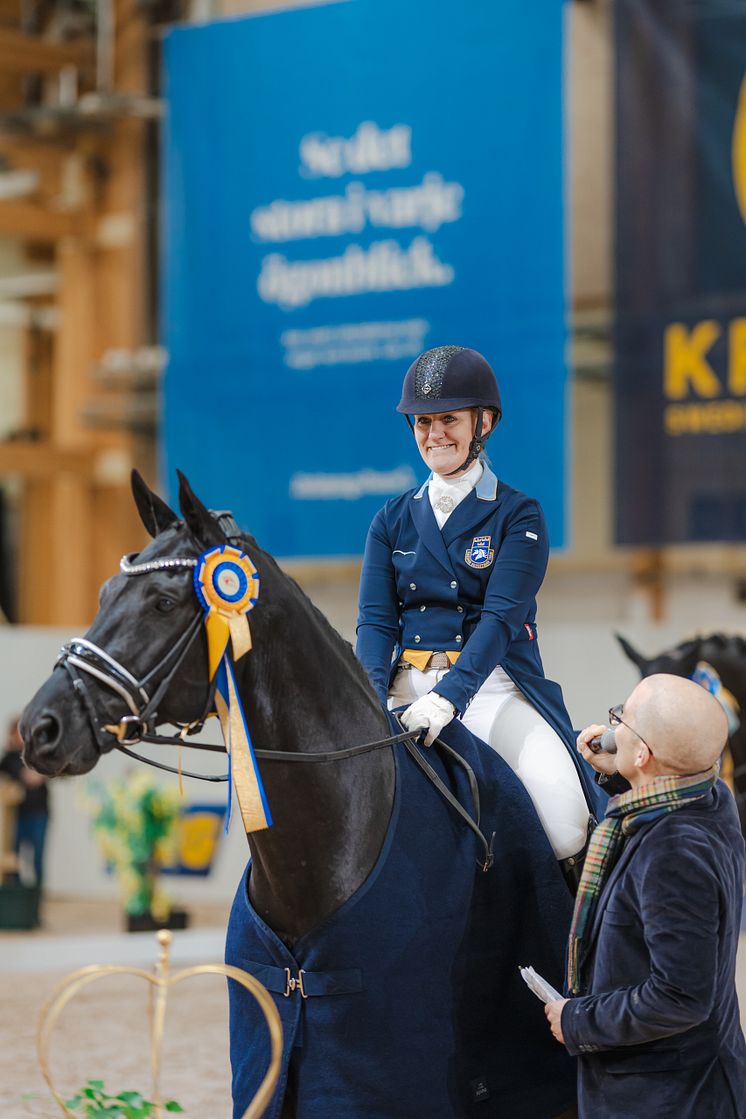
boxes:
[215,665,271,833]
[205,611,231,681]
[195,545,269,833]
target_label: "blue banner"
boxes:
[162,0,566,556]
[615,1,746,544]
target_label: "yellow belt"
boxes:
[401,649,460,672]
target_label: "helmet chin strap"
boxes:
[445,406,486,477]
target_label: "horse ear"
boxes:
[615,633,650,675]
[131,470,178,538]
[176,470,227,549]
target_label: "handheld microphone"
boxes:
[589,728,617,755]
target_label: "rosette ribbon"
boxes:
[194,545,272,833]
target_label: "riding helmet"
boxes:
[396,346,502,421]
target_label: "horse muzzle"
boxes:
[20,670,106,776]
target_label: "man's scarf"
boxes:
[566,762,719,995]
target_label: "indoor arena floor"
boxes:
[1,898,745,1119]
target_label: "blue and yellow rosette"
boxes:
[194,546,272,834]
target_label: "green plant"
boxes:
[83,772,181,919]
[64,1080,184,1118]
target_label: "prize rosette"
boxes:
[194,545,260,680]
[194,545,271,833]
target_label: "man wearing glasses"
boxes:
[543,673,746,1119]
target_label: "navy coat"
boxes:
[562,781,746,1119]
[356,462,602,814]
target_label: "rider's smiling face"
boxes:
[413,408,493,478]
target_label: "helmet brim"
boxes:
[396,397,502,420]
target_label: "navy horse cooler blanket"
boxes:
[225,718,577,1118]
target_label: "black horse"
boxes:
[21,473,577,1119]
[618,633,746,836]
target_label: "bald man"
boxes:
[544,674,746,1119]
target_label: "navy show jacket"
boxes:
[562,781,746,1118]
[355,462,602,811]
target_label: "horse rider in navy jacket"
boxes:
[545,674,746,1118]
[356,345,595,886]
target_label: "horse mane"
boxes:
[699,632,746,656]
[233,528,379,700]
[672,632,746,657]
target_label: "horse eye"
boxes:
[156,596,176,613]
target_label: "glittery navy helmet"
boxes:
[397,346,502,475]
[397,346,502,419]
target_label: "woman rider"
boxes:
[355,345,593,887]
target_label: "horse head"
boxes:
[20,471,262,777]
[615,633,703,680]
[21,470,394,939]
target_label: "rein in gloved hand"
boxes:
[401,692,457,746]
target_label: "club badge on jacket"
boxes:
[465,535,495,569]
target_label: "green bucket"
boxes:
[0,883,41,929]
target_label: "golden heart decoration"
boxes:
[37,930,282,1119]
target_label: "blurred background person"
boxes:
[0,715,49,888]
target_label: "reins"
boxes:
[117,724,495,871]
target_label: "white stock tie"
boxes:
[428,461,483,528]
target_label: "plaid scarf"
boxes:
[566,763,719,995]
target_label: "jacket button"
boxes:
[420,605,426,612]
[455,635,462,643]
[414,635,421,643]
[457,605,463,613]
[450,581,457,589]
[410,582,417,590]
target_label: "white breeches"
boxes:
[388,663,590,861]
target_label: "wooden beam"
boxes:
[0,29,94,76]
[0,200,78,242]
[631,549,666,622]
[0,442,93,479]
[48,475,95,623]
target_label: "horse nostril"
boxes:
[30,713,61,751]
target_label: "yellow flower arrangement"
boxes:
[83,773,181,919]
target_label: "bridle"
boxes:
[55,551,225,781]
[56,538,495,870]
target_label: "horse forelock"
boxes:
[670,635,703,660]
[131,520,198,562]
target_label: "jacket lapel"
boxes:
[441,464,500,547]
[409,485,455,577]
[441,491,493,547]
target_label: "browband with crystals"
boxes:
[120,553,198,575]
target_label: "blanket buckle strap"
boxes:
[284,967,308,998]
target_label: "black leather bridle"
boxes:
[56,545,495,870]
[55,550,223,781]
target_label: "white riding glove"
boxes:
[401,692,456,747]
